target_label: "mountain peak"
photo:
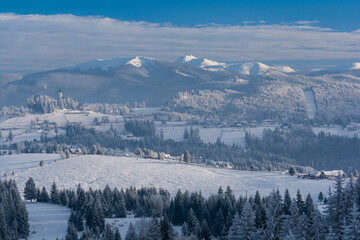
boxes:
[350,62,360,70]
[64,56,155,71]
[176,55,198,62]
[176,55,226,70]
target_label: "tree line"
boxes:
[23,175,360,239]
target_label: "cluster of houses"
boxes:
[307,169,345,179]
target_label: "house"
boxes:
[308,170,321,178]
[69,148,82,155]
[320,170,345,179]
[347,124,358,131]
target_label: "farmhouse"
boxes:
[320,170,345,179]
[307,170,345,179]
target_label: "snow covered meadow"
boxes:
[1,153,333,200]
[26,203,70,240]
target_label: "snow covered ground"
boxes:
[0,153,59,177]
[26,202,70,240]
[4,154,333,200]
[0,109,124,144]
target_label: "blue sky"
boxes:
[0,0,359,73]
[2,0,359,31]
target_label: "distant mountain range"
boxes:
[1,56,360,122]
[176,55,296,75]
[0,56,244,107]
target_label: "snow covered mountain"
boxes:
[65,56,156,71]
[176,55,295,75]
[0,56,242,107]
[175,55,227,71]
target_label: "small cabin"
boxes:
[70,148,82,155]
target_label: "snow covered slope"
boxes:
[27,203,70,240]
[65,56,156,71]
[176,55,295,75]
[5,154,333,199]
[227,62,295,75]
[175,55,227,71]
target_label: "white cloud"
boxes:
[0,13,359,73]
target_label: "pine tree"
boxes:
[289,167,296,176]
[160,214,174,240]
[239,201,255,240]
[104,223,115,240]
[318,192,324,203]
[65,223,78,240]
[173,190,185,225]
[213,208,225,237]
[147,218,162,239]
[0,204,9,240]
[91,145,97,155]
[200,220,212,240]
[182,222,190,236]
[283,189,292,215]
[125,223,137,240]
[343,204,360,240]
[228,213,241,240]
[17,203,30,238]
[187,208,200,236]
[8,130,14,141]
[184,150,191,164]
[296,190,304,214]
[115,228,122,240]
[265,190,282,240]
[24,177,37,201]
[50,182,60,204]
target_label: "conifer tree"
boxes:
[50,182,60,204]
[200,220,212,240]
[114,228,122,240]
[283,189,292,215]
[187,208,200,236]
[65,223,78,240]
[8,130,14,141]
[228,213,241,240]
[160,214,174,240]
[24,177,37,201]
[184,150,191,164]
[125,223,137,240]
[104,223,115,240]
[213,208,225,237]
[343,204,360,240]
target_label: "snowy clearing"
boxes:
[5,154,333,200]
[26,202,70,240]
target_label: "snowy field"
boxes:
[0,153,60,176]
[3,154,333,200]
[26,203,70,240]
